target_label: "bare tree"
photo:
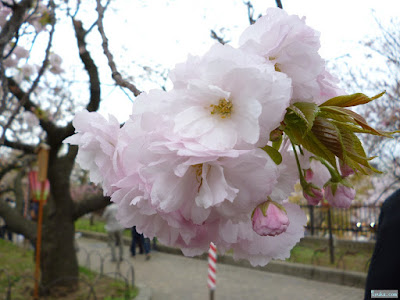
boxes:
[0,0,140,293]
[337,17,400,202]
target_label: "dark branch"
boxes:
[7,77,55,132]
[0,199,37,241]
[72,19,101,112]
[244,1,256,25]
[275,0,283,9]
[72,194,111,220]
[96,0,141,96]
[2,3,56,143]
[0,153,34,179]
[3,138,35,153]
[0,0,34,55]
[210,30,228,45]
[0,187,14,196]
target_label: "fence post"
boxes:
[327,207,335,264]
[308,205,315,236]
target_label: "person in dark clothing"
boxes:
[364,189,400,299]
[130,226,151,260]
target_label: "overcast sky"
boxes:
[54,0,400,121]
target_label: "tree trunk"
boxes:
[40,153,78,292]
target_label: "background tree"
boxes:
[0,0,141,292]
[1,0,265,293]
[336,16,400,203]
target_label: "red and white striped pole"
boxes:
[208,242,217,300]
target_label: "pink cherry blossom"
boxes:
[63,7,360,268]
[49,53,64,74]
[270,140,305,201]
[239,8,341,104]
[63,110,123,195]
[251,200,289,236]
[169,43,291,150]
[218,202,306,266]
[22,111,39,127]
[308,159,331,188]
[324,184,356,208]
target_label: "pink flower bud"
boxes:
[339,162,355,177]
[324,184,355,208]
[251,201,289,236]
[302,169,323,205]
[303,187,323,205]
[304,168,314,181]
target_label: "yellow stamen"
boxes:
[210,99,233,119]
[192,164,203,183]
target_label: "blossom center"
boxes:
[210,99,233,119]
[268,56,281,72]
[192,164,203,183]
[191,164,211,192]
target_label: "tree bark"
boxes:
[40,152,78,290]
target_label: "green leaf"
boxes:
[330,120,383,135]
[320,92,385,107]
[339,129,382,174]
[261,145,283,165]
[320,106,395,138]
[288,102,320,132]
[311,117,344,160]
[284,119,337,168]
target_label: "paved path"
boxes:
[77,237,364,300]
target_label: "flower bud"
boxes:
[302,169,323,205]
[339,162,355,177]
[251,200,289,236]
[303,187,323,205]
[324,183,355,208]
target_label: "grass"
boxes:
[0,239,138,299]
[75,218,131,238]
[286,244,372,273]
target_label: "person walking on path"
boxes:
[130,226,151,260]
[103,203,125,262]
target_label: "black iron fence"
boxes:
[300,204,382,240]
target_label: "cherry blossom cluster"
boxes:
[65,8,391,266]
[1,1,63,79]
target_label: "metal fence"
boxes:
[0,249,135,300]
[301,204,382,240]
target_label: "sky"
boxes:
[51,0,400,122]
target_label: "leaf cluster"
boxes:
[283,93,397,174]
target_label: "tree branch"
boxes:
[210,30,228,45]
[244,1,256,25]
[0,0,34,54]
[72,194,110,220]
[6,77,56,133]
[3,138,35,153]
[275,0,283,9]
[1,1,56,144]
[72,19,101,112]
[0,199,37,241]
[95,0,141,96]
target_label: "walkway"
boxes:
[77,237,364,300]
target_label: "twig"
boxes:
[0,0,56,144]
[243,1,256,25]
[210,30,228,45]
[95,0,141,97]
